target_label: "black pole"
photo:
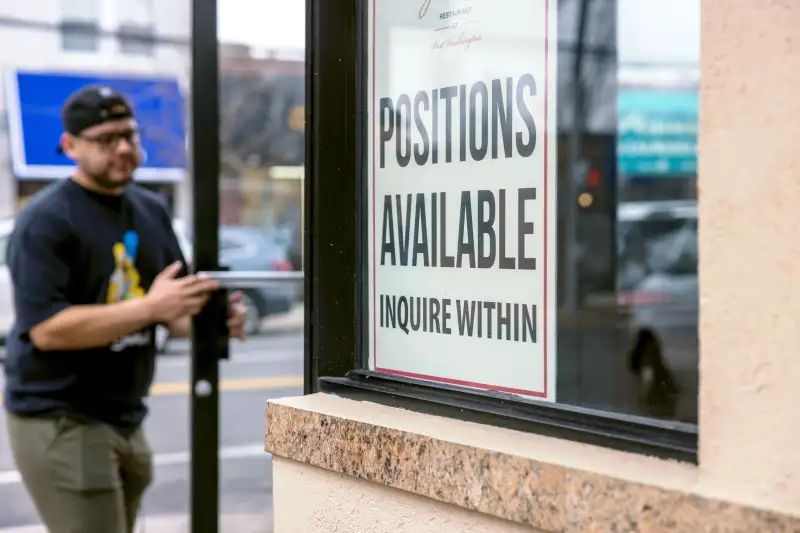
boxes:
[564,0,589,311]
[190,0,223,531]
[303,0,315,395]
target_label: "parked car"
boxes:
[617,201,699,423]
[272,224,303,272]
[0,218,191,354]
[0,219,14,343]
[173,222,298,336]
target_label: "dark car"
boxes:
[176,221,299,336]
[272,225,303,272]
[218,225,299,335]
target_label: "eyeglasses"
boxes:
[79,128,141,150]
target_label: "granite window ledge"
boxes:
[264,394,800,532]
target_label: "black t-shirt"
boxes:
[3,178,186,432]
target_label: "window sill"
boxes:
[322,370,697,463]
[265,393,799,532]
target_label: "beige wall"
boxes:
[273,459,539,533]
[269,0,800,530]
[698,0,800,512]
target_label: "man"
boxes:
[3,85,247,533]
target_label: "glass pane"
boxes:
[119,29,155,56]
[0,234,8,267]
[215,2,305,532]
[365,0,699,425]
[60,25,99,51]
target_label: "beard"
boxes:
[83,156,137,191]
[89,171,134,191]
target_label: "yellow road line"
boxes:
[0,375,303,406]
[150,375,304,396]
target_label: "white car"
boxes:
[0,219,14,342]
[0,218,192,354]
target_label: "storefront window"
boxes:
[364,0,699,425]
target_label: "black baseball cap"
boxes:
[57,85,135,153]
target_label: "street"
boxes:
[0,315,303,532]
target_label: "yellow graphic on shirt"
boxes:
[107,242,145,303]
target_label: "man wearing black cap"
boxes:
[3,85,247,533]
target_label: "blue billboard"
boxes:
[4,69,186,181]
[617,89,698,177]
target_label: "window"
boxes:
[60,0,100,51]
[116,0,155,56]
[119,24,155,56]
[0,234,8,267]
[309,0,700,462]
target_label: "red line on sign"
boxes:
[542,0,550,400]
[370,0,551,399]
[375,367,547,397]
[371,0,378,366]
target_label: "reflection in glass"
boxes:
[555,0,699,424]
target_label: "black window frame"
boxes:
[59,19,100,52]
[304,0,698,463]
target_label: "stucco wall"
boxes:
[697,0,800,512]
[268,0,800,530]
[272,458,539,533]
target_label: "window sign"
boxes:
[367,0,558,400]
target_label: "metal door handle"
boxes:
[196,271,304,288]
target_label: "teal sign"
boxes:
[617,90,698,177]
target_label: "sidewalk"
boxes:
[0,513,273,533]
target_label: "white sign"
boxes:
[367,0,558,401]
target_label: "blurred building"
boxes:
[0,0,191,220]
[219,43,304,262]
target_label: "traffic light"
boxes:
[577,167,602,209]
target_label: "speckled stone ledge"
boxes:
[265,395,800,533]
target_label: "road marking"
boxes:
[0,444,269,486]
[150,375,303,395]
[0,375,303,406]
[157,353,301,367]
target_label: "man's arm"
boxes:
[30,299,154,351]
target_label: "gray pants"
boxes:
[6,413,153,533]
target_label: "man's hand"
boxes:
[227,291,248,340]
[144,262,220,324]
